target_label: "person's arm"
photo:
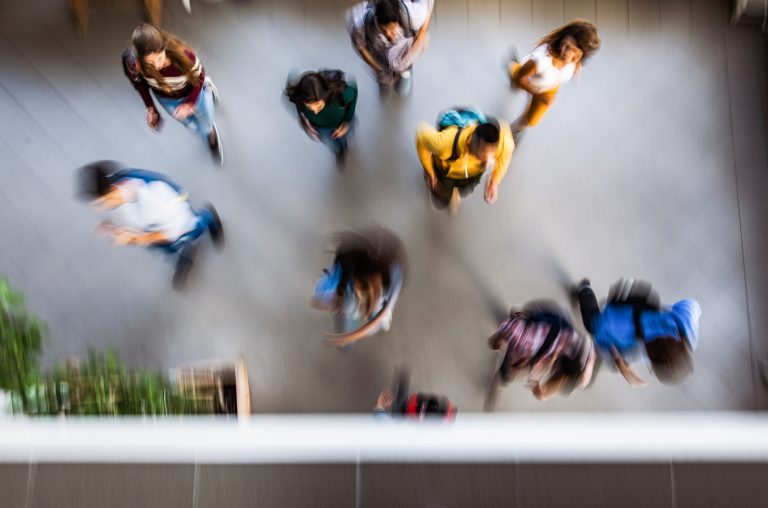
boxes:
[373,389,395,420]
[484,124,514,204]
[298,109,320,140]
[530,375,565,401]
[341,83,358,124]
[122,50,155,109]
[181,49,205,107]
[108,228,169,246]
[357,44,385,72]
[416,123,453,185]
[512,59,540,95]
[410,1,434,51]
[611,347,647,387]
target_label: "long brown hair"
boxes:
[539,19,601,62]
[131,24,200,92]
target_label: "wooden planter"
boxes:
[173,357,251,420]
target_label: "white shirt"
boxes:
[109,179,198,241]
[522,44,576,94]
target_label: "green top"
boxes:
[299,84,358,129]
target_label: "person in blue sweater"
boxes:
[573,278,700,386]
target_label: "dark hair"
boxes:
[131,24,200,92]
[539,19,601,63]
[474,121,500,145]
[645,337,693,385]
[78,160,122,199]
[285,70,348,106]
[374,0,401,26]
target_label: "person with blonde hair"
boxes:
[122,24,223,165]
[508,20,600,135]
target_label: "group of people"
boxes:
[71,1,699,418]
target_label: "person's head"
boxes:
[130,24,199,90]
[645,336,694,384]
[285,71,347,113]
[77,161,124,209]
[470,121,500,163]
[374,0,402,42]
[540,20,601,65]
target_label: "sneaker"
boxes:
[203,202,224,249]
[335,145,348,170]
[570,278,591,300]
[381,311,392,332]
[205,76,220,105]
[172,254,193,290]
[449,187,461,216]
[208,124,223,166]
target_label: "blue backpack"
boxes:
[436,107,487,162]
[313,262,343,307]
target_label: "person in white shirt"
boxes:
[78,161,223,290]
[508,20,600,135]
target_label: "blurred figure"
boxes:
[374,369,456,421]
[78,161,224,290]
[122,24,224,165]
[416,107,514,215]
[573,278,701,386]
[488,301,595,401]
[508,20,600,136]
[285,70,358,167]
[310,228,406,348]
[346,0,434,97]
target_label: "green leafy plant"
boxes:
[18,348,211,416]
[0,277,46,413]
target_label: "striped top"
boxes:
[122,48,205,109]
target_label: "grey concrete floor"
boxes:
[0,0,766,412]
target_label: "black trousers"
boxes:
[425,165,483,209]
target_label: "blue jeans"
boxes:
[154,84,215,142]
[150,208,214,255]
[315,120,354,155]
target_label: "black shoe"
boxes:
[570,278,591,300]
[172,255,193,290]
[335,146,348,169]
[204,202,224,249]
[208,124,223,166]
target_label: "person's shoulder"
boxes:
[183,48,198,62]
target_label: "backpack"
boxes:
[399,392,456,420]
[313,262,344,308]
[435,107,487,163]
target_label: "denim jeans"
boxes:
[154,84,215,142]
[150,208,214,255]
[315,120,354,155]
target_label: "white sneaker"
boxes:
[382,311,392,332]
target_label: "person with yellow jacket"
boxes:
[416,108,514,213]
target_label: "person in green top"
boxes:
[285,70,358,166]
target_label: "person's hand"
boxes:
[484,181,499,204]
[112,230,137,246]
[375,389,394,412]
[173,102,195,120]
[427,173,438,191]
[488,334,503,350]
[96,220,116,235]
[146,107,161,130]
[331,122,350,140]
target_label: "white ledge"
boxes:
[0,413,767,463]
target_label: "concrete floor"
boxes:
[0,0,766,412]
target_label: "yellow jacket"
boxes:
[416,122,514,183]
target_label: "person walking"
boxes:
[346,0,434,97]
[310,228,406,348]
[416,107,514,214]
[488,301,595,401]
[122,24,224,165]
[573,278,701,386]
[285,70,358,166]
[508,20,600,135]
[78,161,224,290]
[374,369,456,421]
